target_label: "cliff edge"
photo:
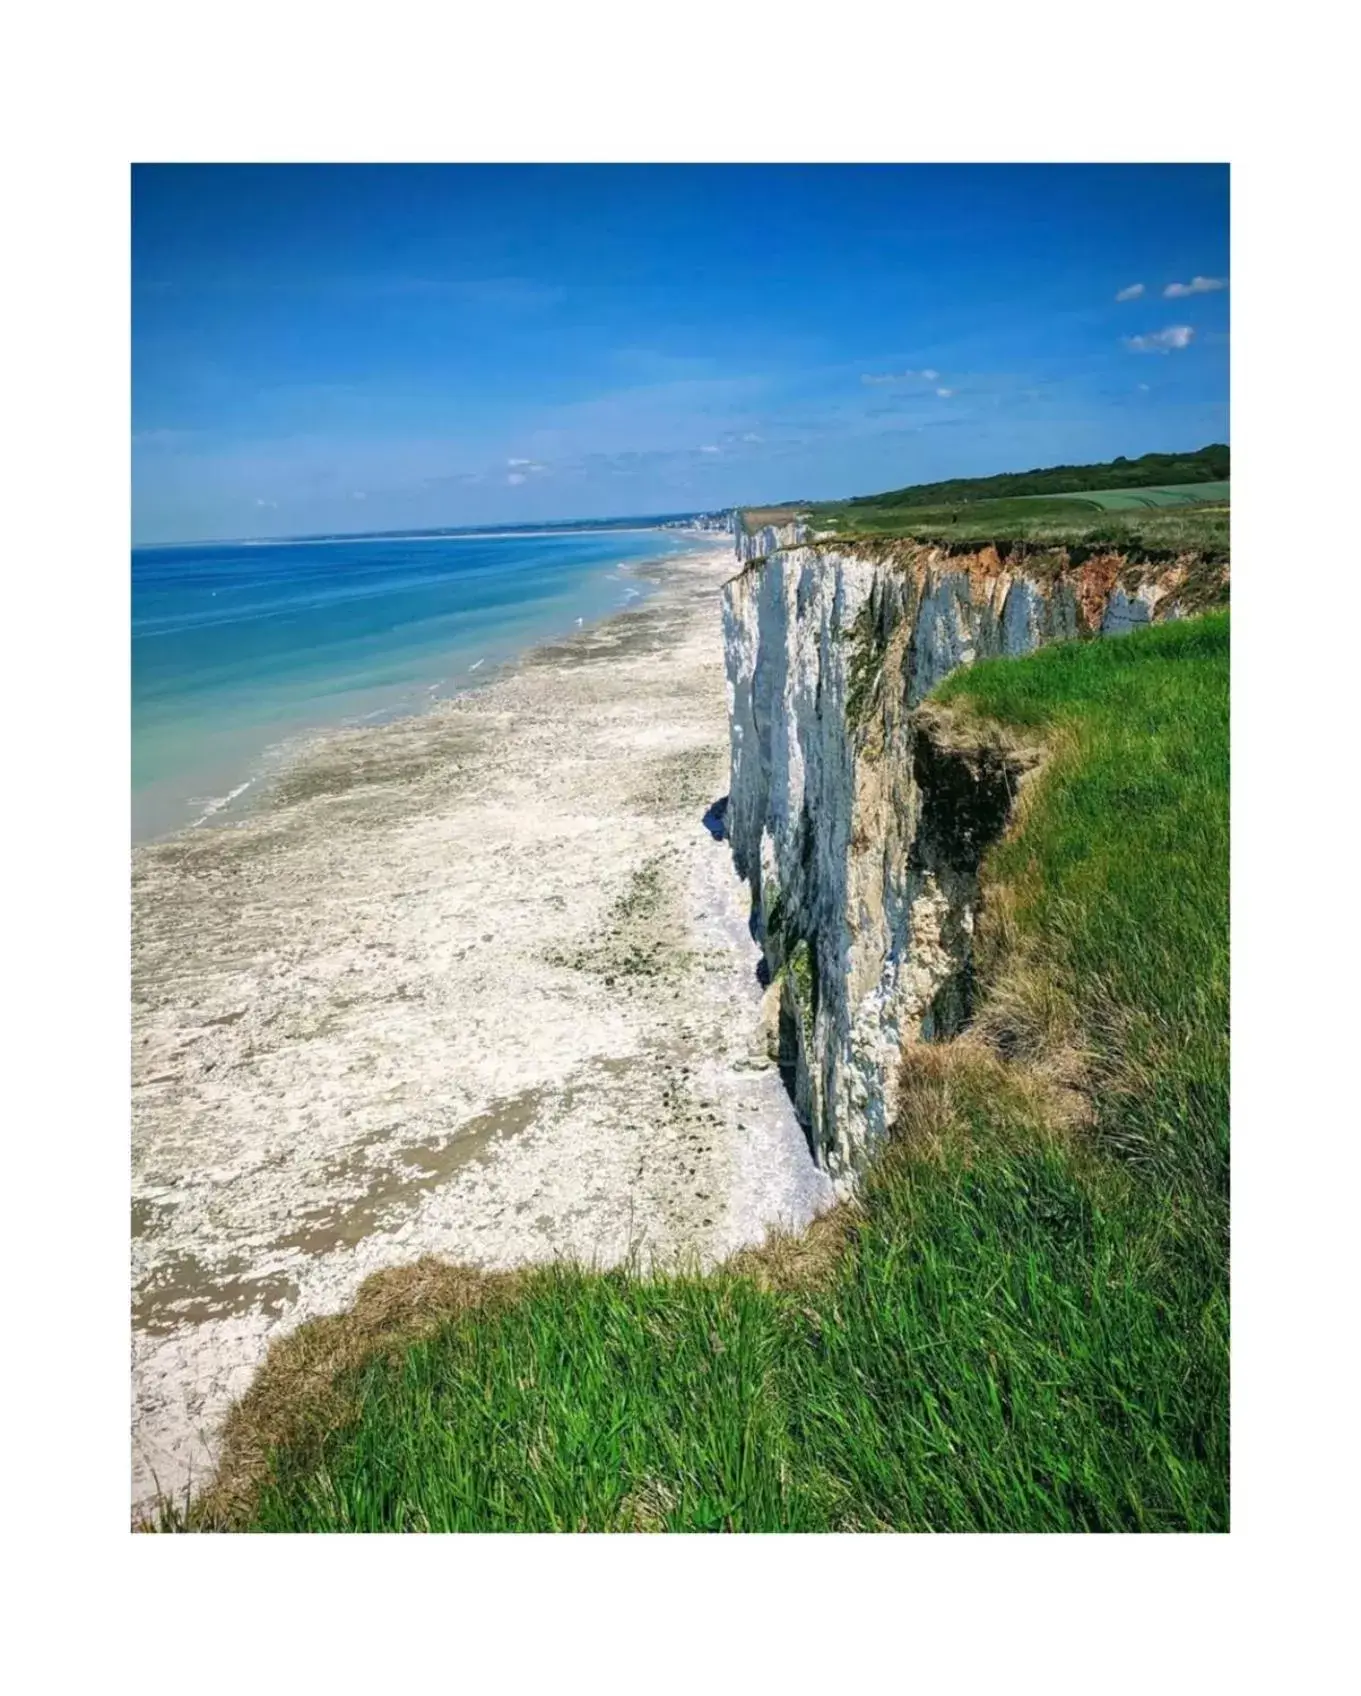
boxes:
[722,534,1229,1175]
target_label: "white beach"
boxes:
[131,543,834,1515]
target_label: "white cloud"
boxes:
[351,490,366,500]
[699,443,721,454]
[506,472,527,485]
[1115,282,1146,302]
[507,457,532,467]
[1125,325,1195,353]
[1137,382,1151,392]
[861,367,941,386]
[1164,275,1228,298]
[741,432,763,443]
[254,498,277,509]
[936,387,955,398]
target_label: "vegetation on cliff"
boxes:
[836,443,1228,509]
[740,445,1230,553]
[170,613,1228,1534]
[810,493,1228,554]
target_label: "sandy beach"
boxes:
[131,543,833,1515]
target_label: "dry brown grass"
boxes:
[740,507,807,531]
[889,1038,1085,1169]
[952,719,1089,1096]
[618,1474,681,1532]
[726,1205,857,1293]
[970,886,1089,1083]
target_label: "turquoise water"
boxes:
[132,524,706,842]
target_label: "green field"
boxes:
[1022,480,1230,512]
[806,491,1229,553]
[177,614,1229,1534]
[832,444,1228,511]
[741,445,1230,552]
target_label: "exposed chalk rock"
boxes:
[735,519,810,564]
[722,538,1228,1175]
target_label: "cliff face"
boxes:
[735,519,809,564]
[722,538,1228,1177]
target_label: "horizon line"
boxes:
[131,507,735,551]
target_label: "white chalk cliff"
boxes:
[734,519,810,565]
[722,533,1228,1176]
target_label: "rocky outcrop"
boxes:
[735,518,810,564]
[722,538,1228,1177]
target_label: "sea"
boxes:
[132,522,716,843]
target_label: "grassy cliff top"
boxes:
[171,614,1228,1535]
[833,443,1227,509]
[810,492,1229,555]
[740,445,1230,556]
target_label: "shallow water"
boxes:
[132,524,703,840]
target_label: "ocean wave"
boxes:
[190,779,254,829]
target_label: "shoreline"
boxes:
[132,539,687,846]
[131,542,833,1515]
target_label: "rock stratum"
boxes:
[722,532,1229,1175]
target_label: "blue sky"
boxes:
[133,164,1229,543]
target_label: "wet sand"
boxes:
[131,544,833,1514]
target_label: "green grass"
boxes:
[805,493,1229,553]
[938,613,1230,1197]
[220,615,1230,1534]
[739,446,1230,552]
[832,443,1228,509]
[1028,479,1230,511]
